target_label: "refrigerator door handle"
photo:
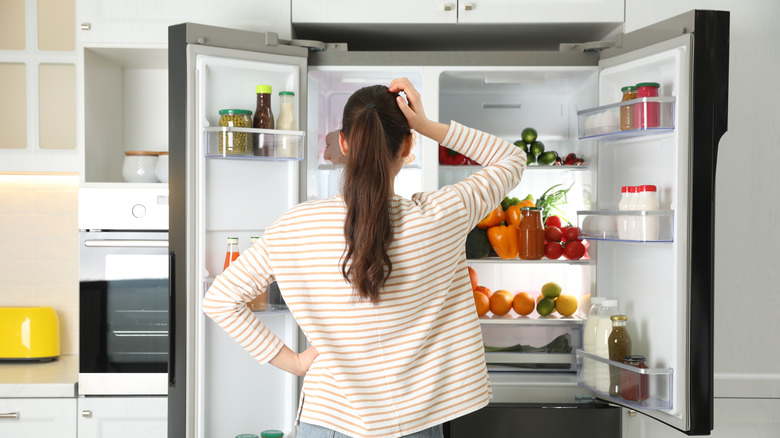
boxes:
[168,251,176,387]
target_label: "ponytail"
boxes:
[341,85,410,304]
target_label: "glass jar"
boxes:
[218,109,252,155]
[634,82,660,129]
[122,151,159,182]
[223,237,239,272]
[276,91,298,158]
[608,314,632,397]
[253,84,274,156]
[621,355,650,402]
[619,85,637,131]
[518,207,544,260]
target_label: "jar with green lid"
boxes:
[619,85,637,131]
[218,109,253,155]
[261,430,284,438]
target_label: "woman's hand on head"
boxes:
[389,78,449,144]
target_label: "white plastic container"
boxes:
[635,184,660,241]
[155,152,169,183]
[583,296,605,387]
[616,186,631,240]
[122,151,159,182]
[594,299,619,393]
[275,91,298,158]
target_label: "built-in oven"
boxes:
[78,187,169,395]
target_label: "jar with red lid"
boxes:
[633,82,660,129]
[621,354,649,401]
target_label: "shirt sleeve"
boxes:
[201,237,284,364]
[440,122,527,231]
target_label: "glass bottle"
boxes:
[594,299,618,393]
[619,85,637,131]
[582,296,605,387]
[634,82,660,129]
[518,207,544,260]
[253,85,274,156]
[275,91,298,158]
[635,184,660,241]
[223,237,239,271]
[621,355,650,401]
[608,314,632,397]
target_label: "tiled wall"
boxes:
[0,174,79,355]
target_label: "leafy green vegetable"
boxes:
[535,182,574,223]
[500,197,520,211]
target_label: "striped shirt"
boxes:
[202,122,526,438]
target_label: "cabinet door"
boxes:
[0,398,76,438]
[76,0,293,44]
[293,0,457,24]
[457,0,624,24]
[77,397,166,438]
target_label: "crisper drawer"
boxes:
[480,317,583,372]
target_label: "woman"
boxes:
[202,78,526,438]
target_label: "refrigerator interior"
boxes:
[192,47,305,437]
[307,67,426,200]
[587,36,692,428]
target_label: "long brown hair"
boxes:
[341,85,410,304]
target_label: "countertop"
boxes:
[0,355,78,398]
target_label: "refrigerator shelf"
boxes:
[485,352,576,372]
[468,257,591,265]
[318,163,421,170]
[576,349,674,410]
[439,164,591,171]
[479,315,584,326]
[577,209,674,242]
[577,96,676,140]
[203,127,305,160]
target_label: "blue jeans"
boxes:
[297,422,443,438]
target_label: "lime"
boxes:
[526,153,537,166]
[536,297,556,316]
[513,140,529,154]
[541,282,562,299]
[530,141,545,157]
[537,151,558,166]
[522,127,538,144]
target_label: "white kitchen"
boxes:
[0,1,778,437]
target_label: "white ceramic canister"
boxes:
[156,152,169,183]
[123,151,159,182]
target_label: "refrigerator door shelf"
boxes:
[576,349,674,410]
[203,127,306,160]
[578,210,675,242]
[577,97,676,140]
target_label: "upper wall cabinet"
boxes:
[292,0,625,50]
[76,0,294,44]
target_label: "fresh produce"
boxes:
[555,294,578,316]
[544,241,564,259]
[536,297,556,316]
[545,215,563,228]
[505,205,523,227]
[474,285,492,298]
[543,226,563,242]
[513,140,529,154]
[465,227,491,259]
[467,266,479,290]
[512,292,535,316]
[487,224,520,259]
[562,226,580,242]
[473,291,490,317]
[490,290,514,316]
[563,153,585,166]
[537,150,558,166]
[484,333,572,354]
[563,240,586,260]
[501,194,534,211]
[521,127,538,144]
[526,153,537,165]
[530,141,545,157]
[438,145,478,165]
[476,206,505,229]
[535,183,573,223]
[541,282,562,299]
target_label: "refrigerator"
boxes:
[167,9,729,438]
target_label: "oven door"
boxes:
[78,230,169,395]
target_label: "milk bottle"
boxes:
[636,185,660,241]
[583,296,605,387]
[594,299,619,393]
[616,186,632,240]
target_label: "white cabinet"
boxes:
[293,0,457,24]
[77,0,293,44]
[458,0,624,24]
[77,397,166,438]
[0,398,77,437]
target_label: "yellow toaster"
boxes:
[0,306,60,361]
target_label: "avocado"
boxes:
[466,226,491,259]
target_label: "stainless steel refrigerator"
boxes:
[168,10,728,437]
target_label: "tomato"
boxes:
[477,207,505,229]
[545,215,562,228]
[544,226,563,242]
[545,241,564,260]
[563,240,586,260]
[505,205,523,227]
[562,226,580,242]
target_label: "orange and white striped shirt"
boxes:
[203,122,526,438]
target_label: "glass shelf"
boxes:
[467,256,591,264]
[577,97,676,140]
[577,209,674,242]
[439,164,590,171]
[318,163,421,170]
[203,127,305,160]
[576,349,674,410]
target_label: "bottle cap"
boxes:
[602,299,618,307]
[643,185,657,192]
[256,85,272,94]
[621,186,629,193]
[637,185,645,192]
[636,82,660,88]
[124,151,159,156]
[520,206,540,211]
[590,297,606,305]
[621,85,637,92]
[236,435,259,438]
[260,431,284,438]
[227,237,239,244]
[627,186,637,193]
[279,91,294,96]
[611,314,628,321]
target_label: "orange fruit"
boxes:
[475,285,492,299]
[473,291,490,317]
[467,266,479,291]
[490,290,514,316]
[512,292,535,316]
[536,294,544,303]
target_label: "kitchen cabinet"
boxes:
[76,0,293,44]
[77,397,166,438]
[0,398,77,437]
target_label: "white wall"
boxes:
[623,1,780,436]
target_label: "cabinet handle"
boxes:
[81,410,92,418]
[0,412,20,419]
[443,3,453,11]
[464,3,474,11]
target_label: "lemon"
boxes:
[541,282,562,299]
[536,297,556,316]
[555,294,578,316]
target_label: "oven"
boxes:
[78,188,169,395]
